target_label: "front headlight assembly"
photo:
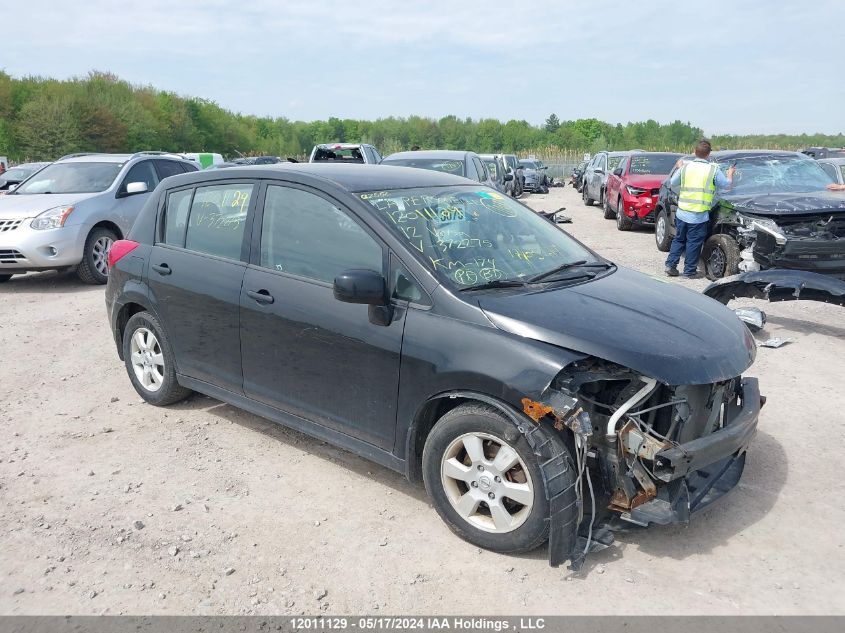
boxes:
[30,206,75,230]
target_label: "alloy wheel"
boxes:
[656,215,666,244]
[92,235,114,276]
[130,327,165,392]
[440,432,534,534]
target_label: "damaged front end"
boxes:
[726,209,845,277]
[523,358,762,571]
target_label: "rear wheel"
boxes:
[122,311,192,406]
[616,198,633,231]
[655,208,672,252]
[602,192,615,219]
[423,403,559,554]
[702,234,741,280]
[77,227,116,285]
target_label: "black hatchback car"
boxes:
[106,164,761,568]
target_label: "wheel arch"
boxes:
[113,294,162,360]
[406,389,579,568]
[90,220,124,240]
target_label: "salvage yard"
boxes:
[0,184,843,616]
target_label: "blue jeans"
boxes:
[666,218,708,275]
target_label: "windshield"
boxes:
[359,187,598,287]
[519,160,538,170]
[14,162,122,194]
[717,155,833,194]
[628,154,681,175]
[382,158,465,176]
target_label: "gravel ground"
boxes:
[0,185,843,615]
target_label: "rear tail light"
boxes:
[107,240,140,268]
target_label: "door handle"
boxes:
[152,263,171,276]
[246,289,274,305]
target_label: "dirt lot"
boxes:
[1,185,843,616]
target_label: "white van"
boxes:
[180,153,224,169]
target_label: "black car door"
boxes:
[239,182,404,450]
[147,180,257,392]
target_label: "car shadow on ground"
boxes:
[0,270,102,295]
[166,393,787,571]
[168,393,431,505]
[763,315,845,339]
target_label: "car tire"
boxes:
[702,234,741,280]
[0,274,12,283]
[582,183,594,206]
[655,208,672,252]
[77,227,117,285]
[422,403,558,554]
[602,193,615,219]
[616,198,633,231]
[122,311,192,406]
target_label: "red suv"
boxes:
[605,152,682,231]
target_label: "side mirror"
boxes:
[119,181,149,198]
[504,173,513,182]
[333,269,386,305]
[613,168,623,176]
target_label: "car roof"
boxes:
[629,151,683,156]
[383,150,469,160]
[818,157,845,165]
[315,143,367,149]
[607,151,630,157]
[159,163,472,193]
[709,149,805,161]
[477,154,501,160]
[57,153,189,164]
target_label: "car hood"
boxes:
[626,174,667,189]
[477,267,756,385]
[0,193,94,219]
[720,191,845,217]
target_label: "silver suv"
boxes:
[0,152,197,284]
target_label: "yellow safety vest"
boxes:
[678,161,717,213]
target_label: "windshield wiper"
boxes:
[458,279,526,292]
[527,260,611,283]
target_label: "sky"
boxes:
[3,0,844,135]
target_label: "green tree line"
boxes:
[1,71,843,162]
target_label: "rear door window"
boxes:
[184,183,255,260]
[259,185,383,283]
[155,160,187,180]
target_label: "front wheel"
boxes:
[702,234,741,280]
[77,227,116,285]
[582,184,594,206]
[0,274,12,283]
[122,311,192,406]
[423,403,558,554]
[655,208,672,252]
[616,198,633,231]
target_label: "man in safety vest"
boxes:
[665,140,734,278]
